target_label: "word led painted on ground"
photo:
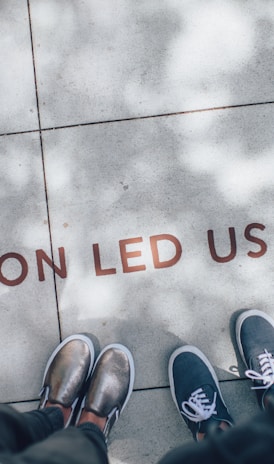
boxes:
[0,223,267,286]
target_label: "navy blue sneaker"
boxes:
[236,309,274,409]
[168,345,233,441]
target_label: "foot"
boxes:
[76,344,135,440]
[236,309,274,409]
[39,334,95,427]
[168,345,233,441]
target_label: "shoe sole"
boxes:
[168,345,227,414]
[42,334,95,386]
[236,309,274,367]
[90,343,135,415]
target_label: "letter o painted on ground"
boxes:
[0,253,28,286]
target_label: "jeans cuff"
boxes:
[78,422,107,447]
[36,407,64,432]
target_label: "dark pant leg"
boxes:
[15,423,108,464]
[0,405,63,454]
[158,409,274,464]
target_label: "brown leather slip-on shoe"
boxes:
[76,343,134,439]
[39,334,95,427]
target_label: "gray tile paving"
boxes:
[42,104,274,389]
[30,1,274,128]
[12,401,39,413]
[1,2,274,462]
[0,132,60,402]
[0,1,38,134]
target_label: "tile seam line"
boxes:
[5,377,249,404]
[27,0,62,342]
[135,378,249,392]
[1,99,274,137]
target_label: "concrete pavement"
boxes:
[1,1,273,462]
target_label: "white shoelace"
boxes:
[180,387,217,423]
[245,349,274,390]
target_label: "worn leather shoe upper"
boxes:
[40,334,95,426]
[79,343,134,438]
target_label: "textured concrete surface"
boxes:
[30,1,274,127]
[2,1,274,463]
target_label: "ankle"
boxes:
[77,410,107,432]
[198,420,230,440]
[45,401,71,426]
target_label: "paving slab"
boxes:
[0,132,60,402]
[30,0,274,128]
[0,2,272,463]
[12,400,39,413]
[0,1,38,134]
[42,103,274,389]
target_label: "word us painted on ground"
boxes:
[0,222,267,286]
